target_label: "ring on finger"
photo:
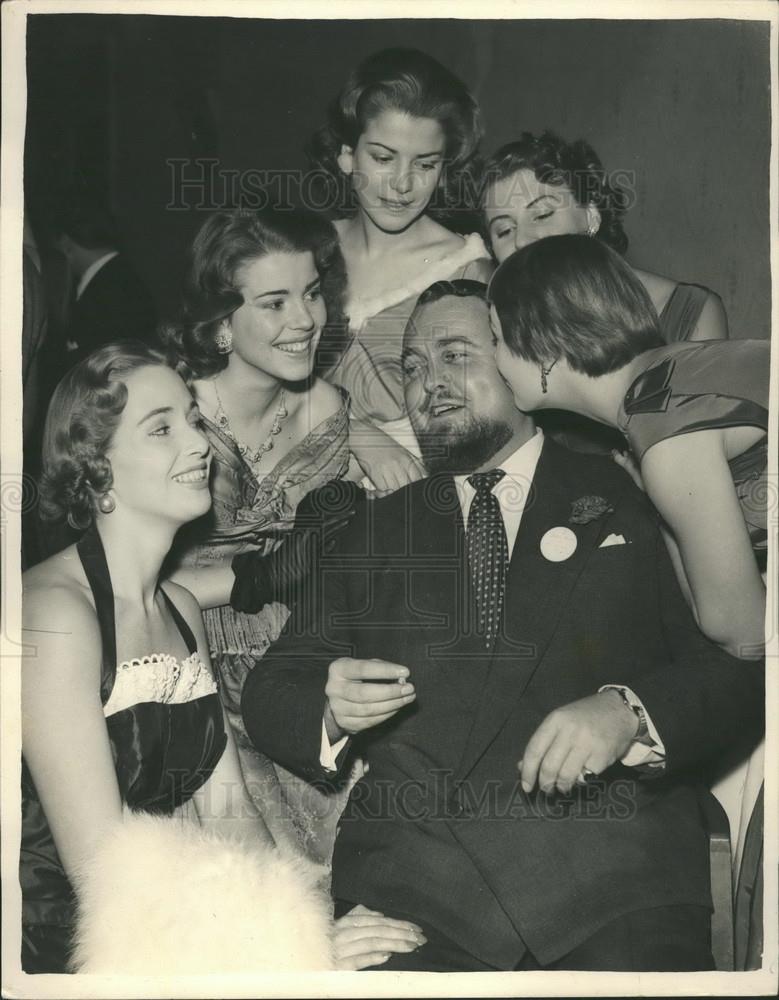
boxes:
[575,767,597,785]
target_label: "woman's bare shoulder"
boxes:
[23,547,96,638]
[419,218,468,255]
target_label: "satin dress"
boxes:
[618,338,769,563]
[618,337,769,966]
[539,280,724,455]
[20,525,227,973]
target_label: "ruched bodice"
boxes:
[20,525,227,973]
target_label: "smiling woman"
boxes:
[162,207,357,862]
[19,343,330,973]
[308,48,493,490]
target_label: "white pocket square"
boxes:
[599,533,627,548]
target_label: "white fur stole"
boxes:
[70,811,334,974]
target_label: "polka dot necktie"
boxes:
[466,469,509,649]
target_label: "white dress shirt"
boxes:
[321,429,664,770]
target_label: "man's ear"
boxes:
[585,203,601,236]
[337,144,354,177]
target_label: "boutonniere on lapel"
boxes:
[569,495,614,525]
[540,496,615,563]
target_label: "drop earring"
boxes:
[215,324,232,354]
[540,359,557,394]
[97,493,115,514]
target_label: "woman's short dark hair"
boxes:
[481,131,630,254]
[488,235,663,377]
[307,47,483,224]
[40,341,169,530]
[161,208,346,380]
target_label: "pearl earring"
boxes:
[97,493,115,514]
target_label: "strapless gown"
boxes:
[20,525,227,973]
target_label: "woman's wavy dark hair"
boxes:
[307,47,483,226]
[489,235,663,378]
[481,131,631,254]
[161,208,347,380]
[39,341,170,530]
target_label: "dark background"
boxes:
[25,14,771,337]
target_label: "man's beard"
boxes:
[415,415,515,475]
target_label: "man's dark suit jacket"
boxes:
[69,254,157,357]
[242,439,763,968]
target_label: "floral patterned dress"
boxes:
[172,402,351,862]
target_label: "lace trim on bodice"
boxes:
[104,651,217,718]
[346,232,490,332]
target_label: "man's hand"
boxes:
[518,690,639,795]
[324,657,416,740]
[333,904,426,970]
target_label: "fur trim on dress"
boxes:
[70,811,334,973]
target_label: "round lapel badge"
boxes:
[540,526,578,562]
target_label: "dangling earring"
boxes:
[215,323,232,354]
[540,359,557,394]
[97,493,115,514]
[586,222,598,237]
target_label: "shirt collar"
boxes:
[76,250,119,300]
[454,427,544,492]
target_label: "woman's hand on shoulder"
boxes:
[348,419,426,494]
[333,904,426,970]
[611,448,646,492]
[463,254,495,284]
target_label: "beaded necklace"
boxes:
[212,379,288,467]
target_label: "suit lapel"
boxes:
[407,475,492,692]
[456,440,611,781]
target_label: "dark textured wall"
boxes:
[26,15,771,336]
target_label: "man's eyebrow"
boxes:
[434,335,476,348]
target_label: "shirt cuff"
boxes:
[320,720,349,772]
[600,684,666,769]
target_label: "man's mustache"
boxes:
[419,392,464,416]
